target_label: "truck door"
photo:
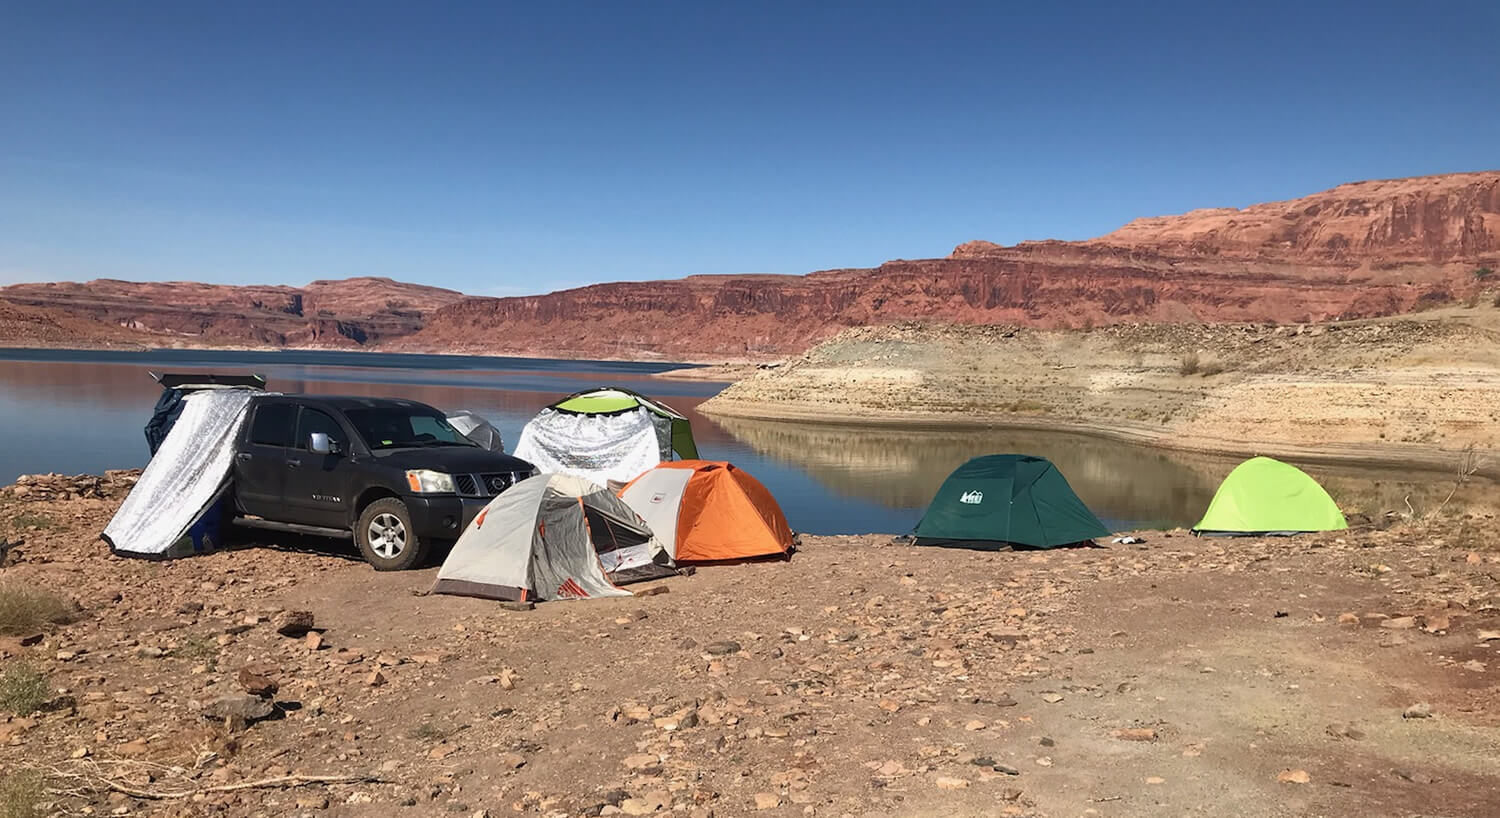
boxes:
[233,401,296,517]
[281,405,355,529]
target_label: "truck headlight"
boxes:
[405,469,455,494]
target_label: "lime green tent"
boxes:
[915,455,1110,549]
[1192,456,1347,536]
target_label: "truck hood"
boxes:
[369,446,535,474]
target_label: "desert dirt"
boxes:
[701,308,1500,479]
[2,473,1499,818]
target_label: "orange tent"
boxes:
[619,460,794,562]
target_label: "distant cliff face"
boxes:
[3,172,1497,358]
[0,277,465,348]
[406,173,1499,359]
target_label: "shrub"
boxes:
[0,769,44,818]
[0,663,49,716]
[7,513,53,531]
[1198,359,1226,376]
[0,585,80,635]
[1476,267,1495,280]
[1178,352,1200,376]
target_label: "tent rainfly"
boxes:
[513,388,698,485]
[1192,456,1348,536]
[619,460,795,562]
[432,473,674,602]
[914,455,1110,549]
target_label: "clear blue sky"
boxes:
[3,1,1496,295]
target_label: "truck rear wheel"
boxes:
[356,498,427,571]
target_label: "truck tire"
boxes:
[356,498,427,571]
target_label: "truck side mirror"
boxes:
[309,432,339,455]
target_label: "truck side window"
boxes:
[249,403,297,447]
[296,407,344,449]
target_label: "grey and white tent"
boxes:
[432,473,673,602]
[104,388,259,559]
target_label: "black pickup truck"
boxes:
[228,394,535,570]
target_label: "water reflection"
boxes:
[0,351,1493,534]
[705,415,1500,529]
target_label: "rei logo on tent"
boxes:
[959,490,984,505]
[556,578,590,599]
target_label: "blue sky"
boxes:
[3,1,1496,295]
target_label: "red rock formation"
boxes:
[0,277,463,348]
[407,172,1499,359]
[2,172,1496,358]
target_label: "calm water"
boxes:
[0,348,1490,534]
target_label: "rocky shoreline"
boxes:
[2,472,1499,816]
[700,317,1500,480]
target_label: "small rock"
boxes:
[1040,692,1064,704]
[236,667,279,698]
[498,601,536,611]
[624,753,661,771]
[1277,769,1311,784]
[1112,727,1158,742]
[495,752,526,770]
[753,792,782,809]
[273,610,315,637]
[633,585,670,597]
[1337,613,1359,626]
[202,694,274,724]
[1145,776,1166,785]
[304,631,324,651]
[366,670,387,687]
[1393,768,1437,784]
[935,776,970,790]
[1325,723,1365,740]
[705,641,742,656]
[964,720,986,731]
[1402,702,1433,719]
[1379,616,1416,630]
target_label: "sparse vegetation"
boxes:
[1493,291,1500,308]
[175,635,220,670]
[0,584,80,635]
[1198,359,1226,377]
[0,663,49,716]
[407,720,453,741]
[0,769,44,818]
[1178,351,1200,376]
[6,513,53,531]
[1476,266,1495,280]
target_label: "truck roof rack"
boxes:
[149,372,268,390]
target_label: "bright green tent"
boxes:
[914,455,1110,550]
[1192,456,1347,536]
[552,387,698,459]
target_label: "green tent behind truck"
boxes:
[1192,456,1347,536]
[915,455,1110,549]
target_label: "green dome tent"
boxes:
[1192,456,1347,536]
[914,455,1110,549]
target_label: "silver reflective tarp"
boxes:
[104,389,258,558]
[512,407,665,485]
[446,409,505,452]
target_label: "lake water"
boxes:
[0,348,1491,535]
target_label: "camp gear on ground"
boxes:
[446,409,505,452]
[106,389,259,558]
[1192,456,1347,536]
[145,372,266,455]
[619,460,794,562]
[914,455,1110,549]
[513,387,698,485]
[432,473,673,601]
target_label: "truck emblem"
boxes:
[488,476,509,492]
[959,490,984,505]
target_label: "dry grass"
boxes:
[0,584,81,635]
[0,663,49,716]
[6,512,53,531]
[0,769,43,818]
[1178,351,1200,376]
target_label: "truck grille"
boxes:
[453,471,529,498]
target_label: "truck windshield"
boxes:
[344,407,476,451]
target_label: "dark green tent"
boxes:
[914,455,1110,549]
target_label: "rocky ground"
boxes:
[2,473,1499,817]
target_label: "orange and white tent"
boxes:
[619,460,794,563]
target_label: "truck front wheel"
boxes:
[356,498,427,571]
